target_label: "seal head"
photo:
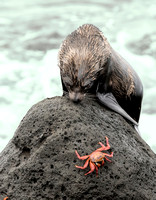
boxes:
[58,24,111,102]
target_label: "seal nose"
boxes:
[69,92,84,103]
[72,97,81,103]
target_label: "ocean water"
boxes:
[0,0,156,153]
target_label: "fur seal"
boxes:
[58,24,143,131]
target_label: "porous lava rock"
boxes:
[0,96,155,200]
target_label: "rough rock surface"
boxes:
[0,96,155,200]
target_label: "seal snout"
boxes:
[69,91,84,103]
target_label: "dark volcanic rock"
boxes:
[0,96,155,200]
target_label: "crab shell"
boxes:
[90,151,106,167]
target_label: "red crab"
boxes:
[75,136,113,176]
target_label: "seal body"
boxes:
[58,24,143,128]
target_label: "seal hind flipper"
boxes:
[97,92,139,127]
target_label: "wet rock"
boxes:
[0,96,155,200]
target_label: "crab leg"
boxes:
[104,152,113,162]
[101,159,105,166]
[75,150,89,160]
[95,165,99,176]
[75,158,89,169]
[105,157,111,162]
[85,162,97,175]
[95,136,110,151]
[105,152,113,157]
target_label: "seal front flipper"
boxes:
[97,92,139,131]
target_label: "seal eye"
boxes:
[84,82,93,91]
[63,77,72,89]
[64,81,71,89]
[66,83,71,89]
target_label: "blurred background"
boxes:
[0,0,156,153]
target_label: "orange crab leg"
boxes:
[95,136,110,152]
[105,152,113,157]
[4,198,8,200]
[75,158,90,169]
[101,159,105,166]
[85,162,97,175]
[105,157,111,162]
[75,150,89,160]
[104,152,113,162]
[95,165,99,176]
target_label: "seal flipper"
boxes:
[97,92,139,132]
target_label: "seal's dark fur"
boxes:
[58,24,143,127]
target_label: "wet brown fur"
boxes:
[58,24,137,98]
[109,49,136,99]
[58,24,143,122]
[58,24,111,92]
